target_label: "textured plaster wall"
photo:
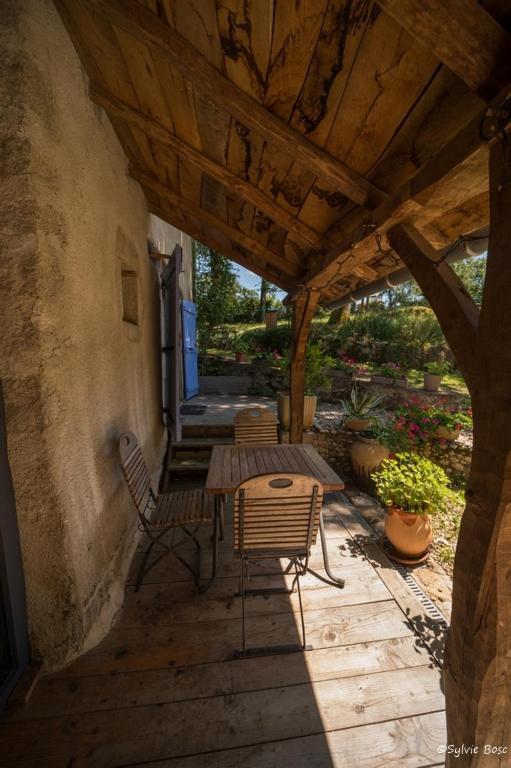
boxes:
[0,0,178,668]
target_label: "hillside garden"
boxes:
[194,244,485,575]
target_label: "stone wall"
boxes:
[200,357,469,410]
[328,372,469,410]
[309,424,472,488]
[0,0,188,669]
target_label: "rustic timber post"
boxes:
[388,131,511,760]
[289,289,319,444]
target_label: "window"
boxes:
[121,268,138,325]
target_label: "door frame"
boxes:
[161,246,182,443]
[0,380,30,709]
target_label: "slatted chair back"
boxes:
[234,407,278,445]
[118,432,155,520]
[233,473,323,554]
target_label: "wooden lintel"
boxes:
[289,289,320,444]
[148,199,294,292]
[85,0,385,209]
[387,223,479,386]
[292,82,511,302]
[376,0,511,101]
[130,166,299,282]
[91,87,329,254]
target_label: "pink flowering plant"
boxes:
[390,401,473,446]
[333,351,368,376]
[364,399,473,454]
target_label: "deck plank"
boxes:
[128,712,446,768]
[56,599,414,676]
[118,574,392,628]
[128,532,366,585]
[1,480,446,766]
[0,667,444,767]
[8,635,433,721]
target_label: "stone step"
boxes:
[167,459,210,475]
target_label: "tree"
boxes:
[258,278,279,320]
[193,241,239,350]
[452,255,487,305]
[259,279,268,321]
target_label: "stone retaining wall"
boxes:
[309,425,472,488]
[201,356,469,410]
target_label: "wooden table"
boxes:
[201,444,345,592]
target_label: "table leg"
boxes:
[306,507,345,589]
[199,494,220,593]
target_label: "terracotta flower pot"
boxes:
[344,417,372,432]
[265,310,279,329]
[433,425,461,441]
[424,373,442,392]
[277,393,317,430]
[384,507,432,559]
[350,437,389,484]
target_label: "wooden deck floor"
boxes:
[1,494,446,767]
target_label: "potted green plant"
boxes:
[423,361,449,392]
[372,452,451,560]
[370,362,407,387]
[340,386,386,432]
[277,345,334,430]
[233,336,250,363]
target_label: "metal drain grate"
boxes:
[392,561,450,630]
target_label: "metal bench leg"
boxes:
[234,556,311,658]
[306,507,345,589]
[294,559,307,650]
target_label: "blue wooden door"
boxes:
[181,301,199,399]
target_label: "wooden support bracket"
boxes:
[387,223,479,389]
[289,289,320,444]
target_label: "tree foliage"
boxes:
[192,241,280,347]
[452,255,486,306]
[193,241,239,349]
[377,255,487,309]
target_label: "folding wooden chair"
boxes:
[234,407,278,445]
[233,473,323,656]
[119,432,214,591]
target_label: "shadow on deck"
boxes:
[1,494,446,767]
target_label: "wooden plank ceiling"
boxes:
[55,0,511,303]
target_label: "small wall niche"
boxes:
[121,267,139,325]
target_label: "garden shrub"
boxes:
[239,324,292,354]
[217,306,453,375]
[321,306,448,368]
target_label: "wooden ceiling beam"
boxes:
[148,200,294,291]
[91,87,329,253]
[84,0,385,209]
[130,166,300,281]
[289,82,511,301]
[376,0,511,101]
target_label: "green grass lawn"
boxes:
[406,369,469,396]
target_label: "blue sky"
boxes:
[231,262,286,299]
